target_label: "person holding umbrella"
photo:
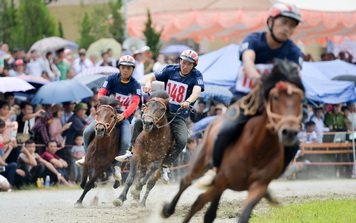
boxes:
[76,55,142,181]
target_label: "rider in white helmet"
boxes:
[195,2,304,189]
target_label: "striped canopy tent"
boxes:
[127,0,356,45]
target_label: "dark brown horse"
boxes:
[161,60,305,223]
[113,90,174,207]
[75,96,121,207]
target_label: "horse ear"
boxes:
[164,98,170,105]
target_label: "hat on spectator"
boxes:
[14,59,24,66]
[51,104,64,114]
[74,102,88,112]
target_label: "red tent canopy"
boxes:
[127,0,356,44]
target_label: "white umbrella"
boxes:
[0,77,35,93]
[29,36,78,53]
[75,66,120,78]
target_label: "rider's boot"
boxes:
[115,150,133,162]
[161,165,170,184]
[75,156,85,167]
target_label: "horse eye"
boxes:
[111,115,114,118]
[273,96,279,101]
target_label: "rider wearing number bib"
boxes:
[195,2,304,189]
[116,50,204,184]
[76,55,142,182]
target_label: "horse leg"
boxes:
[114,159,138,207]
[182,185,226,223]
[140,168,160,207]
[130,166,148,207]
[264,189,282,207]
[80,164,90,189]
[238,183,268,223]
[75,167,104,207]
[162,143,209,218]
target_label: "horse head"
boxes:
[94,95,120,138]
[262,59,305,146]
[142,91,170,132]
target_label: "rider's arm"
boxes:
[97,88,108,99]
[185,86,202,104]
[242,50,260,80]
[122,95,140,119]
[143,73,157,92]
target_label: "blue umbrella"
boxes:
[161,45,192,55]
[32,80,93,104]
[191,116,217,138]
[199,85,233,104]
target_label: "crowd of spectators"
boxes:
[303,50,355,63]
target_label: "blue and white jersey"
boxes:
[154,65,204,118]
[101,73,142,122]
[236,32,303,93]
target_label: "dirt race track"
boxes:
[1,179,355,223]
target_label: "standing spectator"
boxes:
[141,46,154,74]
[48,104,71,147]
[107,48,117,67]
[70,135,85,184]
[153,53,167,72]
[60,102,75,126]
[324,104,347,131]
[44,51,60,81]
[41,140,70,184]
[73,49,93,75]
[25,50,45,77]
[189,100,207,123]
[31,105,53,154]
[131,51,145,80]
[310,107,329,143]
[9,59,26,77]
[98,52,113,67]
[89,54,98,67]
[54,48,70,80]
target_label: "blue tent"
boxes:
[197,44,356,103]
[197,44,240,88]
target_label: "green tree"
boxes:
[77,12,95,49]
[108,0,124,44]
[0,0,17,46]
[58,20,64,38]
[90,5,111,40]
[143,9,162,60]
[16,0,57,49]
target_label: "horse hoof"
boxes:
[130,186,141,197]
[161,202,173,218]
[90,196,99,206]
[130,199,139,207]
[74,202,84,208]
[113,199,123,207]
[113,180,120,189]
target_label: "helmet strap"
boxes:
[267,17,284,44]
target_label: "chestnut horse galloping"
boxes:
[162,60,305,223]
[75,96,121,207]
[113,91,174,207]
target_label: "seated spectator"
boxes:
[0,174,11,191]
[341,106,353,131]
[70,135,85,184]
[190,100,208,123]
[31,104,53,154]
[14,140,45,188]
[41,140,70,184]
[324,104,347,131]
[48,104,71,147]
[305,121,317,143]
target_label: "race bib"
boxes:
[166,80,188,105]
[115,93,132,111]
[235,64,273,93]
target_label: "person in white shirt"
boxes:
[73,49,94,75]
[305,121,317,143]
[25,50,45,77]
[310,107,329,143]
[131,50,145,80]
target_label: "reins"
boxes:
[94,104,118,136]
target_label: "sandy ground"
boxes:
[1,179,356,223]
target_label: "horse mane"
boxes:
[149,90,171,114]
[98,95,120,107]
[261,59,305,101]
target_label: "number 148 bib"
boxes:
[167,80,188,105]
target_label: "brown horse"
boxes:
[113,90,174,207]
[161,60,305,223]
[75,96,121,207]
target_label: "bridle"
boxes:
[265,81,304,132]
[142,97,168,128]
[94,104,117,136]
